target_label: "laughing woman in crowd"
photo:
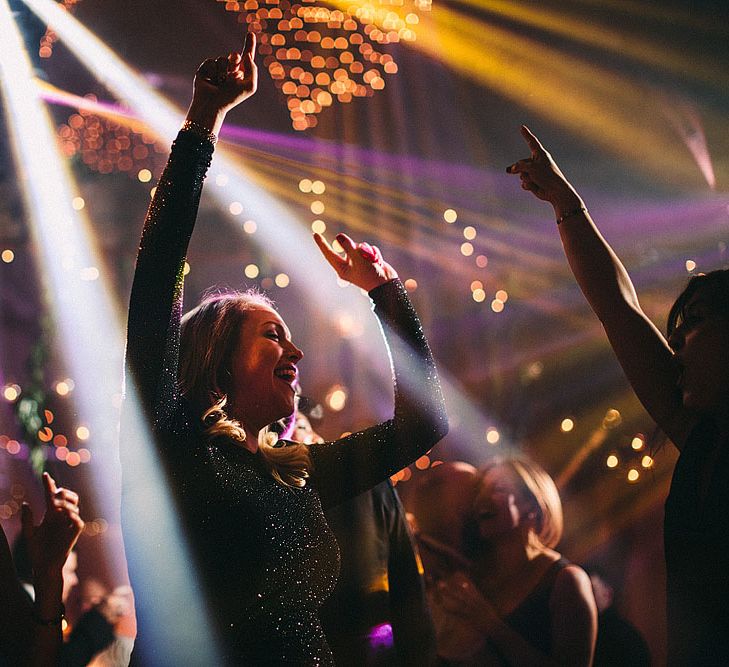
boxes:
[430,457,596,666]
[509,126,729,664]
[122,33,447,665]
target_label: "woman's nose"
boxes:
[288,341,303,362]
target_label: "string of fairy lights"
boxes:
[221,0,428,129]
[58,101,168,177]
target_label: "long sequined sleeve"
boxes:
[126,131,214,427]
[309,279,448,509]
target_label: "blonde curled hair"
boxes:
[482,456,564,549]
[179,289,310,488]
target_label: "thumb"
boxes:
[21,503,34,542]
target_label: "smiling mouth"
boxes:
[274,367,298,387]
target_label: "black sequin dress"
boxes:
[123,130,448,665]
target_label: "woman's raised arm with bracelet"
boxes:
[507,126,694,449]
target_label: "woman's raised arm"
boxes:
[508,126,694,449]
[308,233,448,507]
[125,34,257,424]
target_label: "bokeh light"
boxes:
[222,0,425,129]
[326,385,348,412]
[443,208,457,223]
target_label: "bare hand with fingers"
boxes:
[507,126,583,215]
[314,232,398,292]
[186,32,258,135]
[22,473,84,580]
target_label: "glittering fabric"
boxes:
[123,131,448,665]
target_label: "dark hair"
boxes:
[666,269,729,338]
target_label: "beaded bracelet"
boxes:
[32,603,65,627]
[181,120,218,146]
[556,205,587,225]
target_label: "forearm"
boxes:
[126,130,214,412]
[554,198,642,326]
[310,281,447,506]
[33,573,64,621]
[30,574,65,667]
[371,279,448,451]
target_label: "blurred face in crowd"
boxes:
[473,464,535,542]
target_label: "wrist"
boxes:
[33,583,65,625]
[366,274,399,294]
[552,191,584,220]
[185,100,226,137]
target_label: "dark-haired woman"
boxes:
[122,34,447,665]
[508,126,729,665]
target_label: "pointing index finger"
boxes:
[520,125,545,156]
[313,233,347,271]
[243,31,257,59]
[42,472,58,508]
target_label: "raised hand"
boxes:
[507,126,582,213]
[314,232,398,292]
[22,473,84,581]
[186,32,258,135]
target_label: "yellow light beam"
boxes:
[455,0,729,91]
[331,0,716,186]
